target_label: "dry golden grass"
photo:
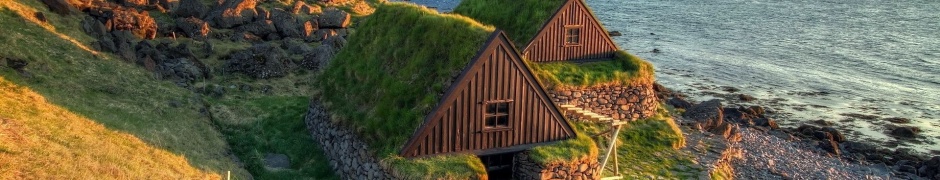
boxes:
[0,77,219,179]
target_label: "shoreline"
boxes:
[656,83,939,179]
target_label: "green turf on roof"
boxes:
[454,0,566,47]
[316,2,495,157]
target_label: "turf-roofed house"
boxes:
[455,0,660,121]
[454,0,619,62]
[309,3,599,179]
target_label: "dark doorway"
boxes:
[479,152,517,179]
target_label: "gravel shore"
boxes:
[733,128,905,180]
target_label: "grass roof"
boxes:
[529,50,655,90]
[316,2,494,157]
[454,0,567,47]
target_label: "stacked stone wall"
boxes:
[513,151,600,180]
[549,83,658,120]
[304,99,397,179]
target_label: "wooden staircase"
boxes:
[558,104,625,180]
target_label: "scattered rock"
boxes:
[236,19,277,38]
[176,17,211,40]
[721,86,740,93]
[40,0,78,15]
[738,94,755,101]
[224,43,291,79]
[318,7,350,28]
[174,0,208,18]
[87,6,158,39]
[291,0,321,14]
[205,0,258,28]
[652,48,661,53]
[270,8,303,38]
[683,99,724,131]
[889,126,920,138]
[810,119,833,126]
[608,31,622,36]
[264,153,290,169]
[818,140,841,155]
[821,127,845,142]
[5,57,28,70]
[667,97,692,109]
[34,12,47,22]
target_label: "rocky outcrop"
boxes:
[84,5,158,40]
[224,43,291,79]
[513,151,600,180]
[270,8,303,38]
[291,0,320,15]
[134,41,211,86]
[683,99,725,130]
[176,17,210,40]
[318,7,350,28]
[205,0,259,28]
[304,99,395,179]
[173,0,207,18]
[549,83,658,120]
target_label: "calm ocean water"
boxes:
[399,0,940,152]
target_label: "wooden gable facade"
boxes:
[524,0,619,62]
[400,31,576,158]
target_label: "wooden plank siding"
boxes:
[400,31,575,157]
[523,0,619,62]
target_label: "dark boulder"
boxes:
[282,38,313,56]
[666,97,692,109]
[205,0,258,28]
[236,20,277,37]
[753,118,779,129]
[4,57,28,70]
[812,131,833,141]
[35,12,48,22]
[797,124,820,136]
[821,127,846,142]
[40,0,78,15]
[682,99,724,131]
[738,94,755,101]
[111,30,137,61]
[291,0,320,15]
[173,0,207,18]
[890,126,920,138]
[309,44,335,69]
[884,117,911,124]
[322,35,346,52]
[818,140,841,155]
[317,7,350,28]
[87,6,158,39]
[224,43,290,79]
[263,153,290,169]
[176,17,210,40]
[270,8,302,38]
[919,156,940,179]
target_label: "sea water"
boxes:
[397,0,940,153]
[589,0,939,153]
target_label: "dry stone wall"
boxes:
[304,99,397,179]
[513,151,600,180]
[548,83,658,121]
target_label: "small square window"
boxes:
[565,26,581,45]
[484,101,511,129]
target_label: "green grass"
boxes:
[528,129,599,164]
[210,96,338,179]
[454,0,566,47]
[315,3,496,178]
[0,2,248,178]
[575,107,698,179]
[386,154,487,179]
[316,2,493,157]
[529,50,655,90]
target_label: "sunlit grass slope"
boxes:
[0,78,218,179]
[0,4,247,178]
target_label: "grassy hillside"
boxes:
[0,1,248,178]
[454,0,566,46]
[317,2,494,157]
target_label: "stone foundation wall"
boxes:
[304,99,396,179]
[548,83,658,121]
[513,151,600,180]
